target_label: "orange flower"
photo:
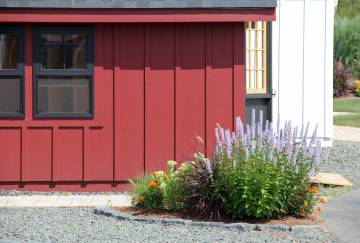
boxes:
[148,180,158,188]
[140,196,145,202]
[312,187,318,194]
[300,208,305,215]
[306,187,311,194]
[304,200,308,207]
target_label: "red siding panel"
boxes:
[175,24,206,161]
[23,128,52,182]
[0,128,21,181]
[206,23,235,156]
[145,24,175,172]
[54,128,83,181]
[115,24,145,180]
[84,24,114,181]
[0,22,246,190]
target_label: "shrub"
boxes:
[334,61,353,97]
[212,110,326,218]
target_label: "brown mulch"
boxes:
[112,206,323,226]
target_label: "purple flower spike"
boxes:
[291,146,299,166]
[293,126,298,140]
[244,146,249,161]
[235,116,241,137]
[220,128,225,144]
[309,124,318,146]
[215,128,220,145]
[303,122,310,142]
[277,113,281,135]
[225,129,232,158]
[259,110,263,130]
[299,124,304,139]
[251,109,256,129]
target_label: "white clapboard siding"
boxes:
[272,0,334,146]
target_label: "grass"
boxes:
[334,97,360,113]
[334,113,360,127]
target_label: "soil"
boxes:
[334,94,359,100]
[112,206,323,226]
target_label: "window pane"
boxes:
[65,46,87,69]
[41,34,62,44]
[65,34,87,44]
[0,34,18,70]
[38,77,90,114]
[41,46,64,69]
[0,78,21,113]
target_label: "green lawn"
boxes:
[333,97,360,127]
[334,113,360,127]
[334,98,360,113]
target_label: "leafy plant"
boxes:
[212,110,327,218]
[334,61,353,97]
[131,160,191,211]
[131,175,163,210]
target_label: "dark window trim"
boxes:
[33,26,94,119]
[0,26,25,118]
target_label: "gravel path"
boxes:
[0,207,335,243]
[319,140,360,189]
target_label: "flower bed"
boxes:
[130,110,328,221]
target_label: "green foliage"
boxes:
[334,112,360,127]
[334,15,360,79]
[131,175,163,210]
[214,151,317,219]
[131,160,191,211]
[336,0,360,18]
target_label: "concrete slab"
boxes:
[322,190,360,243]
[333,126,360,143]
[0,194,132,208]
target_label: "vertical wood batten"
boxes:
[145,24,175,172]
[175,24,206,161]
[234,23,246,124]
[115,24,145,180]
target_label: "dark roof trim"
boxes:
[0,0,277,9]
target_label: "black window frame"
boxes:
[33,26,94,119]
[0,26,25,118]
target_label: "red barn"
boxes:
[0,0,276,191]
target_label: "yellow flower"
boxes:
[304,200,308,207]
[140,196,145,202]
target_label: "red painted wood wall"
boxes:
[0,23,245,191]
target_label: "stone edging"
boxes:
[94,206,326,233]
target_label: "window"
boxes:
[34,27,93,118]
[246,22,268,94]
[0,26,24,117]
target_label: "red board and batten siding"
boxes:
[0,23,245,191]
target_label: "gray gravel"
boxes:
[319,140,360,189]
[0,207,335,243]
